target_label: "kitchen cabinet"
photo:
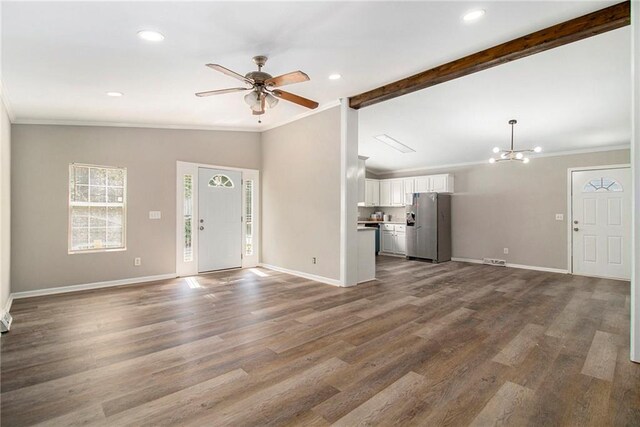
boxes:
[403,178,415,205]
[379,180,391,207]
[430,174,449,193]
[415,176,430,193]
[390,179,404,206]
[364,179,379,207]
[380,224,406,255]
[360,174,454,208]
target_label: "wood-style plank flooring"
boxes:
[1,256,639,426]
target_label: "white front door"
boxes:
[198,167,242,272]
[571,167,631,280]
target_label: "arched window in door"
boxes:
[208,174,234,188]
[583,177,623,193]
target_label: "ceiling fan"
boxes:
[196,56,319,122]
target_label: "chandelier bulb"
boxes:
[492,147,500,153]
[515,152,524,160]
[523,157,530,164]
[534,146,542,153]
[489,158,496,164]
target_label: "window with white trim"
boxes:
[69,164,127,253]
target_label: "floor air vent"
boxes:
[483,258,507,267]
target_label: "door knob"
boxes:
[573,220,578,224]
[199,226,204,231]
[200,219,204,223]
[573,227,579,232]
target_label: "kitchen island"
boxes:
[357,227,376,283]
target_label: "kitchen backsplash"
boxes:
[358,206,406,222]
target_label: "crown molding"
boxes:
[11,118,262,133]
[10,99,342,133]
[367,143,631,175]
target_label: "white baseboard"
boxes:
[1,294,13,317]
[451,257,568,274]
[10,273,178,299]
[259,263,344,287]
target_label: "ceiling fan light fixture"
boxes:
[265,93,279,108]
[244,91,260,107]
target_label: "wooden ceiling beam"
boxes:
[349,1,630,109]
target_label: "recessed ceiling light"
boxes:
[374,134,415,154]
[106,91,123,97]
[137,30,164,42]
[329,73,342,80]
[463,9,485,22]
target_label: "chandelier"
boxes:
[489,119,541,164]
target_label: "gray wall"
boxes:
[0,97,10,309]
[261,107,341,280]
[377,149,630,270]
[11,124,261,292]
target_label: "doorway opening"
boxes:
[568,165,631,280]
[176,161,259,277]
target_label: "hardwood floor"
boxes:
[1,256,638,426]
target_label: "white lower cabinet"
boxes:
[380,224,406,255]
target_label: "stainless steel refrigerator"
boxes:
[405,193,451,262]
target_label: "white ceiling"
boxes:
[359,27,631,173]
[1,1,620,131]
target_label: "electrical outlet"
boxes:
[134,257,141,266]
[555,214,564,221]
[503,248,509,254]
[312,257,317,264]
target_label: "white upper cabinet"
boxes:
[403,178,415,205]
[415,176,430,193]
[360,173,454,208]
[430,174,452,193]
[390,179,404,206]
[379,180,391,207]
[365,179,380,207]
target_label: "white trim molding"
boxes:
[259,263,343,287]
[368,144,631,176]
[1,294,13,317]
[451,257,569,274]
[10,273,177,299]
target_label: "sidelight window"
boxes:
[245,180,254,255]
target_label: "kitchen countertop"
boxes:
[357,221,405,225]
[357,227,377,231]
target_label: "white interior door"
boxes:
[572,168,631,280]
[198,167,242,272]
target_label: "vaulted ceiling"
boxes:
[1,1,620,132]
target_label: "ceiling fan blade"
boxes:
[206,64,253,84]
[195,87,250,97]
[265,71,310,87]
[271,89,319,109]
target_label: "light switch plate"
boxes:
[555,214,564,221]
[149,211,161,220]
